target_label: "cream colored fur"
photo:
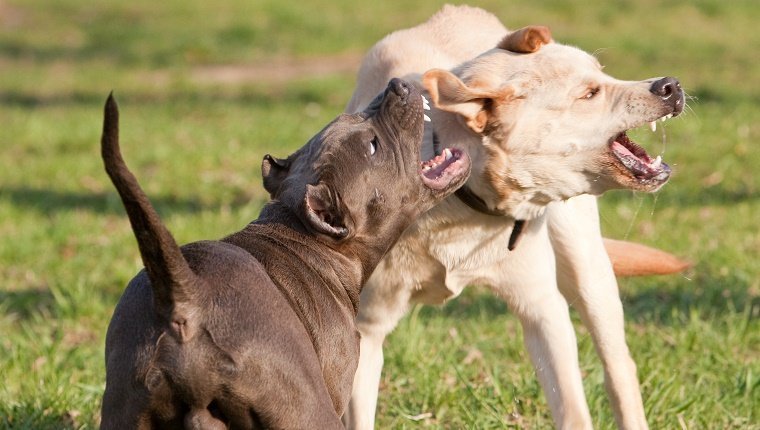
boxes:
[344,5,683,429]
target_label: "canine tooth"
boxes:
[424,114,431,122]
[444,148,453,160]
[649,121,657,132]
[651,155,662,168]
[422,95,431,110]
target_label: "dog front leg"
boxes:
[503,279,594,430]
[549,195,648,430]
[344,272,414,430]
[344,323,388,430]
[492,219,593,430]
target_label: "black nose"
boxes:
[649,77,684,115]
[388,78,410,98]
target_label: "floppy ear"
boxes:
[497,25,552,53]
[422,69,513,134]
[304,183,349,239]
[261,154,290,198]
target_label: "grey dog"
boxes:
[99,79,470,429]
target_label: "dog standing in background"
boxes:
[344,6,687,429]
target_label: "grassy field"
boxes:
[1,0,758,428]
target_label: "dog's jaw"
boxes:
[608,132,670,189]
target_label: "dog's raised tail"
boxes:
[101,93,196,312]
[604,238,691,277]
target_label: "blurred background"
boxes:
[1,0,757,428]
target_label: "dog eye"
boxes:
[369,136,379,155]
[582,87,600,99]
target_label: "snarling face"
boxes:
[262,78,471,246]
[423,26,684,212]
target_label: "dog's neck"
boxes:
[423,102,548,222]
[222,203,360,313]
[225,201,406,314]
[427,128,526,250]
[223,201,378,398]
[421,108,543,251]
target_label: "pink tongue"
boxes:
[423,154,453,179]
[424,162,447,179]
[612,140,636,158]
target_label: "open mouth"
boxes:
[609,114,673,185]
[415,94,470,191]
[420,147,470,191]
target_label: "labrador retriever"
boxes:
[344,6,687,429]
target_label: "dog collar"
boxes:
[431,130,526,250]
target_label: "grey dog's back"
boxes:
[100,95,343,428]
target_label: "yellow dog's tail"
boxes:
[604,238,691,277]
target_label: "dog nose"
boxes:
[649,77,684,115]
[388,78,410,99]
[649,77,680,99]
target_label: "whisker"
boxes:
[623,192,646,241]
[659,122,668,156]
[650,192,659,217]
[592,47,610,57]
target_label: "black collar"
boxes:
[431,130,526,250]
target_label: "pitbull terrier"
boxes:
[99,79,470,429]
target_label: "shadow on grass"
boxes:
[601,186,759,209]
[0,288,55,320]
[0,186,258,216]
[620,271,759,325]
[411,272,757,329]
[415,288,508,322]
[0,82,340,109]
[0,36,152,69]
[0,90,108,109]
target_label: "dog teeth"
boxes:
[651,155,662,168]
[422,95,431,110]
[444,148,453,160]
[660,113,673,122]
[649,121,657,132]
[424,114,431,122]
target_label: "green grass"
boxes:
[1,0,758,428]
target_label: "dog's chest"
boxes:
[373,202,532,304]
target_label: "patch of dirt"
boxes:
[191,52,364,85]
[0,0,24,28]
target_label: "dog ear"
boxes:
[261,154,290,198]
[423,69,513,134]
[304,183,349,239]
[497,26,552,53]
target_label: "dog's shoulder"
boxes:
[180,240,264,278]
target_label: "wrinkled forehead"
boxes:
[323,113,375,146]
[302,114,373,163]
